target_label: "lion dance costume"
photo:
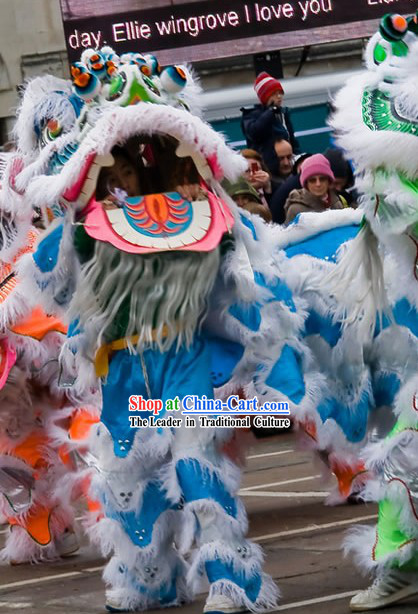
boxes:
[0,156,79,563]
[0,81,99,563]
[10,49,312,613]
[326,12,418,611]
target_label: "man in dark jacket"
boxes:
[241,72,299,175]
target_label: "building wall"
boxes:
[0,0,366,145]
[0,0,67,142]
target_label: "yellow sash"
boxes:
[94,326,171,378]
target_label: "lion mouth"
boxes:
[62,133,218,210]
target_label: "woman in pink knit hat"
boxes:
[283,154,345,224]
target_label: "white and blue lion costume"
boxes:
[10,49,297,613]
[6,10,417,612]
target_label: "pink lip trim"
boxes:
[207,154,224,181]
[83,190,234,254]
[0,339,16,390]
[8,157,25,196]
[62,152,96,202]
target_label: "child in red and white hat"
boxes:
[241,72,299,177]
[253,72,284,107]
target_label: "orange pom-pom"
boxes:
[74,73,90,88]
[107,61,117,75]
[392,14,407,32]
[140,65,151,76]
[47,119,59,132]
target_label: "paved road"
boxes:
[0,433,416,614]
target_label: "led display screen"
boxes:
[59,0,416,64]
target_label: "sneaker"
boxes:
[55,528,80,558]
[203,594,249,614]
[346,492,365,505]
[105,603,128,613]
[350,569,418,611]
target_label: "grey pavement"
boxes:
[0,433,416,614]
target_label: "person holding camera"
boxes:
[241,72,299,176]
[240,148,274,207]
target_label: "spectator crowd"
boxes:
[1,71,357,229]
[224,71,357,225]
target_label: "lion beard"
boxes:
[69,240,221,355]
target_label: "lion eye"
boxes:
[108,73,127,101]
